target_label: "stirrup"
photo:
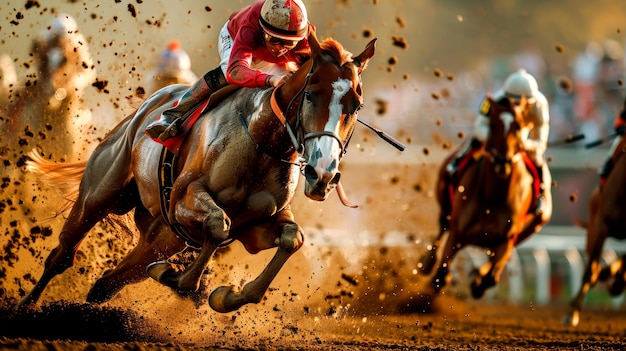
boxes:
[157,121,180,141]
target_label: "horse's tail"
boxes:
[26,149,85,214]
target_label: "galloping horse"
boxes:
[418,95,552,298]
[7,14,96,162]
[564,136,626,327]
[16,29,376,313]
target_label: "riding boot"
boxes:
[599,157,614,184]
[446,137,482,178]
[145,67,227,141]
[534,165,546,215]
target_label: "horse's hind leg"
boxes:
[420,168,453,275]
[17,193,124,307]
[17,149,137,308]
[563,227,606,326]
[86,206,185,303]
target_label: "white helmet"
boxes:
[259,0,308,41]
[503,69,539,102]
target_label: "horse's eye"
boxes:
[304,90,312,102]
[355,103,363,114]
[350,103,363,116]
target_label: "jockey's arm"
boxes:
[225,28,274,88]
[227,60,273,88]
[523,93,550,158]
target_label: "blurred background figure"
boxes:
[596,39,625,134]
[0,54,17,113]
[143,40,197,96]
[7,13,96,162]
[571,41,603,141]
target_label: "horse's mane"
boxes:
[319,38,353,66]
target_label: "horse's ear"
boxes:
[353,38,377,74]
[307,24,321,55]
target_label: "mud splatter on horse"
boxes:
[564,136,626,327]
[418,95,552,298]
[16,29,376,313]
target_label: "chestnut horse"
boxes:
[16,30,376,313]
[564,135,626,327]
[418,95,552,298]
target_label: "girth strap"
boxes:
[157,146,198,247]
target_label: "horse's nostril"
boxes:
[304,165,317,181]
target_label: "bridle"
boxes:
[256,61,358,170]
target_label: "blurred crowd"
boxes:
[2,13,625,157]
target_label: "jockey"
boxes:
[145,0,314,141]
[446,69,551,215]
[148,40,197,94]
[598,97,626,184]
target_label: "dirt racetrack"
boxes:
[2,1,626,350]
[1,296,625,350]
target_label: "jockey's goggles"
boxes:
[505,92,537,105]
[263,32,299,50]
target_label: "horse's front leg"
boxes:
[147,180,229,292]
[420,169,453,275]
[209,209,304,313]
[430,231,464,294]
[563,225,606,327]
[471,239,514,299]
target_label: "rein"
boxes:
[270,74,348,162]
[484,148,523,168]
[242,64,350,169]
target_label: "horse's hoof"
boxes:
[146,261,177,286]
[470,281,485,299]
[563,311,580,327]
[209,285,236,313]
[609,277,626,296]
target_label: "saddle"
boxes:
[155,84,242,154]
[447,148,541,214]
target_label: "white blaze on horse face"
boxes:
[309,78,351,174]
[500,112,514,136]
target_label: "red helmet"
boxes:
[259,0,308,41]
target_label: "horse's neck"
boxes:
[480,158,512,200]
[242,88,299,162]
